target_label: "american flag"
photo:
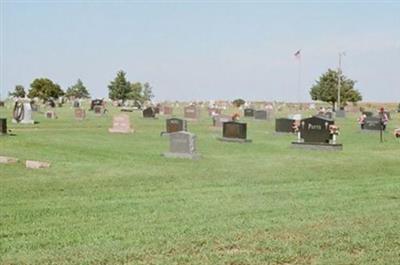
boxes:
[294,49,301,60]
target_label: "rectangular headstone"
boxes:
[109,114,134,133]
[299,116,334,143]
[244,108,254,117]
[254,110,267,120]
[0,118,7,135]
[163,106,173,115]
[223,122,247,140]
[163,131,199,159]
[0,156,18,164]
[275,118,295,133]
[94,105,104,115]
[166,118,187,133]
[363,117,382,130]
[74,108,86,121]
[26,160,50,169]
[213,115,231,128]
[184,106,200,120]
[143,107,156,118]
[45,111,57,119]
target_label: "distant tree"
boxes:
[232,98,245,107]
[108,70,131,102]
[28,78,64,101]
[9,85,26,98]
[65,79,90,99]
[310,69,362,110]
[128,82,143,103]
[142,82,154,102]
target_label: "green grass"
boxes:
[1,105,399,265]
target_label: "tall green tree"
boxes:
[128,82,143,103]
[108,71,131,102]
[66,79,90,99]
[28,78,64,101]
[310,69,362,110]
[142,82,154,102]
[9,85,26,98]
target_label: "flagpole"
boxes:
[298,55,302,105]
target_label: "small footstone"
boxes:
[0,156,18,164]
[26,160,51,169]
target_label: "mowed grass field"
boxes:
[1,104,399,265]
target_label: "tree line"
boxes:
[9,70,154,104]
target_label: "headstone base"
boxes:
[360,129,382,133]
[217,137,252,143]
[163,152,200,160]
[0,156,18,164]
[12,119,35,124]
[291,142,343,151]
[108,128,134,134]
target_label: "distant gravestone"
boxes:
[275,118,295,133]
[0,118,7,135]
[363,117,382,131]
[108,114,134,134]
[292,116,342,150]
[26,160,50,169]
[213,115,231,128]
[254,110,267,120]
[143,107,156,118]
[184,106,200,120]
[45,110,57,119]
[0,101,4,107]
[166,118,187,133]
[244,108,254,117]
[336,109,346,118]
[93,105,104,116]
[218,121,251,143]
[73,100,80,108]
[163,131,199,159]
[74,108,86,121]
[163,106,173,115]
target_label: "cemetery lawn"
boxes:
[1,106,400,265]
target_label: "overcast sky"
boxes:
[1,1,399,102]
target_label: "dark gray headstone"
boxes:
[166,118,187,133]
[363,117,382,130]
[299,116,334,144]
[223,121,247,139]
[254,110,267,120]
[143,107,156,118]
[244,108,254,117]
[275,118,295,133]
[0,118,7,135]
[0,101,4,107]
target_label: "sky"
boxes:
[1,1,399,102]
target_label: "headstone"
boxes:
[162,106,173,115]
[143,107,156,118]
[0,156,18,164]
[0,118,7,135]
[12,101,34,124]
[0,101,4,107]
[93,105,104,115]
[26,160,50,169]
[91,99,103,110]
[275,118,295,133]
[213,115,231,128]
[166,118,187,133]
[254,110,268,120]
[154,107,160,114]
[108,114,134,134]
[184,105,200,120]
[163,131,199,159]
[336,109,346,118]
[45,110,57,119]
[73,100,80,108]
[74,108,86,121]
[363,117,382,131]
[292,116,342,150]
[218,121,251,143]
[244,108,254,117]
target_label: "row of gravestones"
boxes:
[243,108,272,120]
